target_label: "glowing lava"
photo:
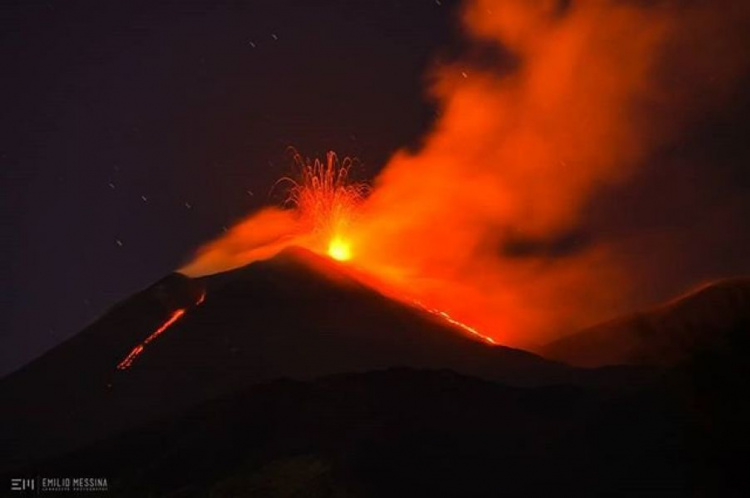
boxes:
[328,237,352,261]
[117,291,206,370]
[412,300,497,346]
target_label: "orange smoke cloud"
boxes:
[182,207,300,276]
[183,0,750,350]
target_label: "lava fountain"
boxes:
[278,150,367,261]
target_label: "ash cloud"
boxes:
[348,0,750,347]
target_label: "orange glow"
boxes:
[328,237,352,261]
[181,0,750,352]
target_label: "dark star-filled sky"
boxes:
[2,0,749,376]
[2,0,462,375]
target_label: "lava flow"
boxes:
[412,300,497,346]
[117,291,206,370]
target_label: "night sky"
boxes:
[3,0,749,376]
[2,0,461,375]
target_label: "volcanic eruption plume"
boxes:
[181,151,368,275]
[280,151,368,262]
[183,0,750,350]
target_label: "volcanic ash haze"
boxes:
[183,0,750,350]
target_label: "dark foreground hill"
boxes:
[9,366,749,497]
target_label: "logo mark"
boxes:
[10,478,35,491]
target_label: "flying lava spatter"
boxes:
[279,150,368,260]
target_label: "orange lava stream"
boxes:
[411,300,497,346]
[116,291,206,370]
[116,309,185,370]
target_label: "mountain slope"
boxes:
[541,277,750,367]
[1,247,589,471]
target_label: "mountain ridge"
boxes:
[0,247,586,471]
[542,277,750,367]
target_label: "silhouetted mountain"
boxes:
[542,277,750,367]
[10,367,747,497]
[1,247,604,472]
[3,251,748,496]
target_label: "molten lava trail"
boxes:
[116,291,206,370]
[412,300,497,346]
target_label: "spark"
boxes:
[196,291,206,305]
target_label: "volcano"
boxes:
[0,247,588,470]
[1,249,748,495]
